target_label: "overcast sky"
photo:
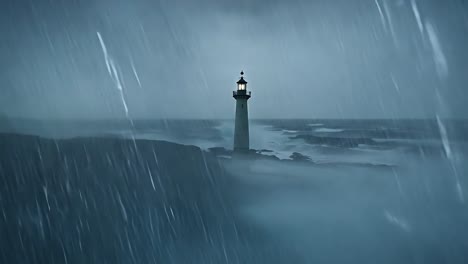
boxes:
[1,0,467,119]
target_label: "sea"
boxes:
[9,118,468,165]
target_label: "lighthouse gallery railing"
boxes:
[233,91,251,96]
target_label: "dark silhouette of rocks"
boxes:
[0,133,301,264]
[289,152,312,161]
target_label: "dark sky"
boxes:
[1,0,467,119]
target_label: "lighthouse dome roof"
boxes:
[237,77,247,84]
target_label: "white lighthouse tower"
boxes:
[233,71,251,152]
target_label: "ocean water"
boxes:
[2,118,468,263]
[12,118,467,163]
[18,118,465,167]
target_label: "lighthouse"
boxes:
[233,71,251,152]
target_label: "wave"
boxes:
[291,134,376,148]
[307,123,324,127]
[314,128,344,133]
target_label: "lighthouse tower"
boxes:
[233,71,251,152]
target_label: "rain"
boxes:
[1,0,468,263]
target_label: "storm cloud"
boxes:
[1,0,467,119]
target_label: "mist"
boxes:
[224,138,468,263]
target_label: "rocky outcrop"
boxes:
[0,134,301,264]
